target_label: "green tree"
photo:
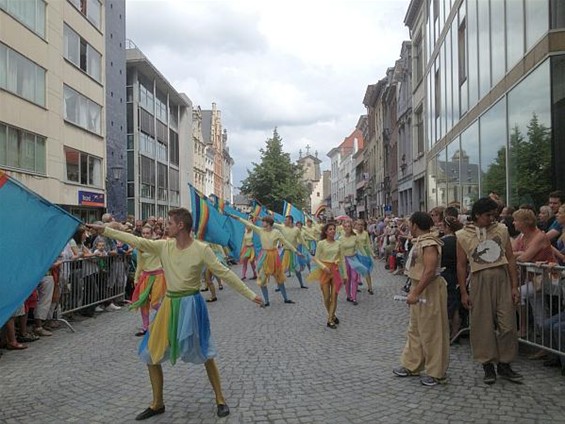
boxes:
[482,114,552,209]
[240,128,309,212]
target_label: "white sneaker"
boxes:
[94,305,105,312]
[105,303,121,312]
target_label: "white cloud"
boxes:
[126,0,411,186]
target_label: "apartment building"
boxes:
[1,0,106,222]
[125,42,192,219]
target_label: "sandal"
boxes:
[7,342,27,350]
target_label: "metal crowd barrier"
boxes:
[517,261,565,356]
[55,254,132,331]
[449,262,565,357]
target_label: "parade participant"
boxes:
[441,216,464,342]
[87,208,262,421]
[295,221,312,272]
[274,215,308,289]
[303,218,321,255]
[230,214,302,306]
[203,243,227,302]
[393,212,449,386]
[340,220,369,305]
[130,225,167,337]
[456,197,523,385]
[307,223,347,329]
[240,225,257,281]
[354,219,376,295]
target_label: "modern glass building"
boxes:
[408,0,565,211]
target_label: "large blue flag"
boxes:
[223,204,247,259]
[189,184,230,247]
[283,200,305,224]
[0,171,80,328]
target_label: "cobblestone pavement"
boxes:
[2,261,565,424]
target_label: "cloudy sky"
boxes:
[126,0,411,188]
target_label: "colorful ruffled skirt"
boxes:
[131,269,167,311]
[257,249,285,284]
[240,244,256,263]
[297,244,311,268]
[280,249,301,272]
[138,289,216,365]
[344,254,371,279]
[306,239,317,255]
[306,262,343,292]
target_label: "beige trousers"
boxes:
[469,266,518,364]
[400,276,449,379]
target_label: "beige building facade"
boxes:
[1,0,106,222]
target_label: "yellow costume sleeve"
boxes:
[104,227,166,256]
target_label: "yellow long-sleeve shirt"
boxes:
[314,239,346,277]
[236,217,298,252]
[339,234,358,257]
[274,223,305,248]
[354,230,373,256]
[103,227,256,300]
[242,230,254,247]
[134,249,163,283]
[302,225,318,242]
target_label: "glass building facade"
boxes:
[423,0,565,210]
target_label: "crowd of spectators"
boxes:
[0,214,170,356]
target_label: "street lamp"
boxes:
[110,165,124,181]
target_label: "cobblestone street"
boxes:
[1,261,564,424]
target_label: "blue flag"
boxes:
[0,171,80,328]
[189,184,230,247]
[283,200,305,224]
[223,204,248,259]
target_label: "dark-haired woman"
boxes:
[307,223,347,329]
[456,197,522,385]
[393,211,449,386]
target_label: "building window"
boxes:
[157,163,168,201]
[414,33,423,83]
[155,94,167,123]
[138,80,154,113]
[435,69,441,119]
[140,202,155,220]
[156,141,167,163]
[63,24,102,82]
[139,132,155,157]
[0,122,46,174]
[140,155,155,199]
[138,107,155,137]
[415,107,424,155]
[67,0,101,29]
[0,43,46,106]
[458,19,467,85]
[63,85,102,134]
[169,130,179,166]
[64,147,102,186]
[169,168,179,205]
[0,0,46,38]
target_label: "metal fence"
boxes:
[517,262,565,356]
[55,254,132,330]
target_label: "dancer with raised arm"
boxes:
[88,208,262,421]
[229,213,302,306]
[340,220,370,305]
[240,225,258,281]
[275,215,308,288]
[354,219,376,295]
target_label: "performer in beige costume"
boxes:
[393,212,449,386]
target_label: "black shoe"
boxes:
[327,322,337,329]
[346,297,352,302]
[368,289,374,295]
[218,285,223,290]
[250,276,257,280]
[333,316,340,324]
[206,297,218,303]
[217,404,230,418]
[284,299,295,304]
[483,363,496,385]
[135,329,147,337]
[353,300,358,306]
[497,363,523,383]
[275,288,281,292]
[264,302,270,307]
[300,285,309,289]
[200,287,209,292]
[135,406,165,421]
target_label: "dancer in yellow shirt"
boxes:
[307,223,347,329]
[275,216,308,288]
[88,208,262,421]
[230,214,301,306]
[240,226,257,280]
